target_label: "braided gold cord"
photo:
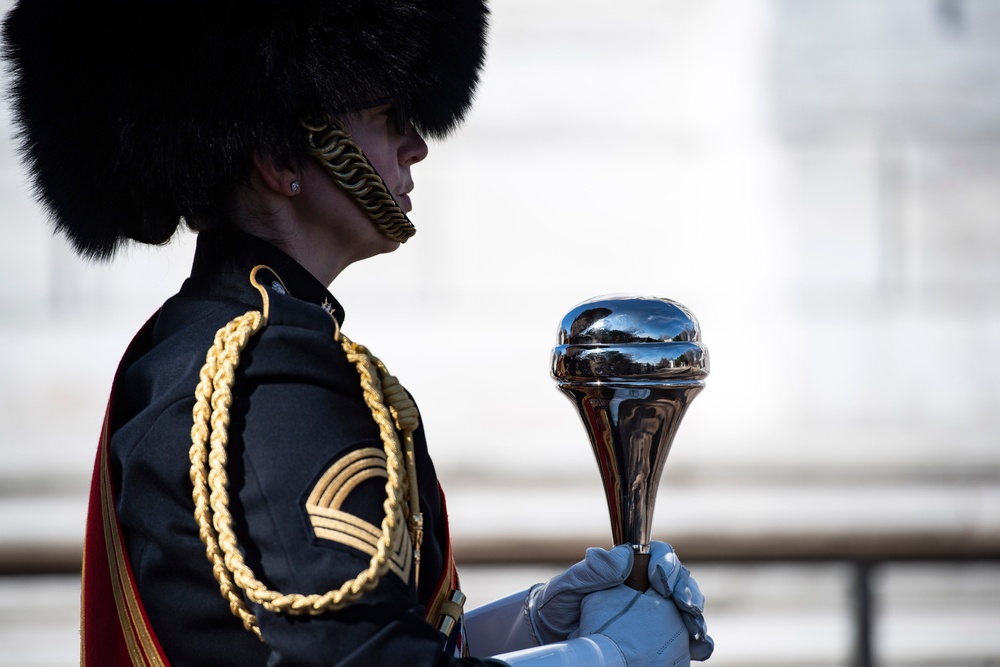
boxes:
[376,360,425,581]
[303,119,417,243]
[189,305,421,638]
[190,312,263,637]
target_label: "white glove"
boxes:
[504,541,713,664]
[571,584,691,667]
[647,542,714,661]
[525,545,633,644]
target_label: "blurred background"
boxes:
[1,0,998,665]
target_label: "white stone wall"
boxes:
[5,0,996,481]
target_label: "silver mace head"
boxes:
[551,296,709,590]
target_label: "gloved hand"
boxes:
[571,584,691,667]
[647,541,714,661]
[524,544,633,644]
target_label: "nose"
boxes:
[401,122,429,166]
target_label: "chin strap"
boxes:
[188,265,422,639]
[303,118,417,243]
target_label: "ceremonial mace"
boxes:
[551,296,709,590]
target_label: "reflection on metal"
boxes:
[552,296,709,590]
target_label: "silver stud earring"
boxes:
[290,181,300,193]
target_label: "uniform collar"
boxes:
[184,229,345,327]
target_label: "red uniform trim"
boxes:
[81,316,171,666]
[424,483,460,622]
[424,484,468,657]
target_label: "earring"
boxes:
[290,181,300,193]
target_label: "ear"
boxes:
[251,152,301,196]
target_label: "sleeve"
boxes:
[227,317,501,666]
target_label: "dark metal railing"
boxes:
[3,531,998,667]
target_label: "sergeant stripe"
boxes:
[306,447,412,582]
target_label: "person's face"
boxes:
[341,104,429,215]
[296,104,429,264]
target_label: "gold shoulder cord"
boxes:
[188,265,424,639]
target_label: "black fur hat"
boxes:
[2,0,488,259]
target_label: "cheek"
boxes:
[302,167,352,212]
[367,148,400,188]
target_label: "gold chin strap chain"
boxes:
[188,265,423,640]
[302,118,417,244]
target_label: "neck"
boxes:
[230,163,399,286]
[230,179,351,287]
[247,223,353,287]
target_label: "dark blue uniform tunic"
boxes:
[109,230,499,666]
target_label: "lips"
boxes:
[395,191,412,213]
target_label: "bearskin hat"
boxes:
[2,0,488,259]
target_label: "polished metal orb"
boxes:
[552,296,709,384]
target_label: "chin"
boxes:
[379,239,402,255]
[365,237,402,259]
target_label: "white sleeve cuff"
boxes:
[494,634,626,667]
[464,589,536,657]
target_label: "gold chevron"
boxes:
[306,447,412,582]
